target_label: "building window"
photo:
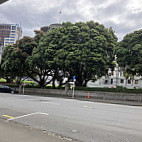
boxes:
[12,26,16,30]
[120,79,124,83]
[111,79,113,84]
[128,80,131,84]
[10,39,15,41]
[135,80,139,84]
[105,80,108,84]
[10,36,15,38]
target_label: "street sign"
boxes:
[73,76,76,80]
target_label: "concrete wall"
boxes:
[23,88,142,102]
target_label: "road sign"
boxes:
[73,76,76,80]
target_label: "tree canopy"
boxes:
[1,36,36,85]
[116,29,142,76]
[39,21,117,86]
[1,21,118,88]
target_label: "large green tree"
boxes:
[116,29,142,76]
[25,30,54,88]
[39,21,117,86]
[1,36,36,92]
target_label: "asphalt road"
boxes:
[0,118,77,142]
[0,92,142,142]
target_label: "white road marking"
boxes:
[72,130,77,133]
[39,112,49,116]
[7,112,49,121]
[77,101,94,104]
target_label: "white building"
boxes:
[87,64,142,89]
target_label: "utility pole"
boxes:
[57,10,62,24]
[72,76,76,98]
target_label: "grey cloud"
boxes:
[126,11,142,25]
[90,0,110,5]
[0,0,141,41]
[104,20,141,41]
[90,0,129,19]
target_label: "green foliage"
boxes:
[1,21,118,88]
[0,78,6,82]
[116,29,142,76]
[1,36,36,85]
[75,86,142,94]
[40,21,117,87]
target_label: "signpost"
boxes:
[72,76,76,98]
[22,77,27,94]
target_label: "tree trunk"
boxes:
[58,80,63,87]
[52,78,56,89]
[83,80,88,87]
[18,84,22,94]
[5,77,13,83]
[39,80,46,88]
[75,78,83,86]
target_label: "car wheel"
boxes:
[11,90,15,94]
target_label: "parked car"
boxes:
[0,85,18,94]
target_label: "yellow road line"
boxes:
[83,106,88,108]
[2,115,14,119]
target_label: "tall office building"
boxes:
[0,24,22,62]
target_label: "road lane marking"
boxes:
[2,115,14,119]
[39,112,49,116]
[7,112,49,121]
[83,106,88,108]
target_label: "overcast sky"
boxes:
[0,0,142,41]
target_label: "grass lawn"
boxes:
[0,78,6,82]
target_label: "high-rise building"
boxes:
[0,24,22,63]
[0,0,9,4]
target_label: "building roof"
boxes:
[41,23,62,33]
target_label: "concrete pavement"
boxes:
[0,92,142,142]
[0,118,76,142]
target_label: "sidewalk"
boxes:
[0,119,77,142]
[75,97,142,106]
[22,92,142,106]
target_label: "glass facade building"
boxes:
[0,24,22,62]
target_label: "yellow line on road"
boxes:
[2,115,14,119]
[83,106,88,108]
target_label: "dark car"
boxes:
[0,85,18,94]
